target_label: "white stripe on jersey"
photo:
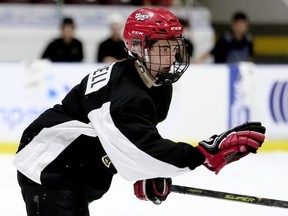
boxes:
[88,102,190,182]
[13,120,97,184]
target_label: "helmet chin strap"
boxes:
[128,50,160,88]
[135,59,160,88]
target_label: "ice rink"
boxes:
[1,152,288,216]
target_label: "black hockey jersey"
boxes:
[14,59,204,200]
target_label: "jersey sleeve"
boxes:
[87,100,204,182]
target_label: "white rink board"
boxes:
[1,62,288,145]
[0,62,228,143]
[158,64,229,141]
[252,65,288,139]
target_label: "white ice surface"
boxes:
[1,152,288,216]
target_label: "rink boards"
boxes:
[0,62,288,153]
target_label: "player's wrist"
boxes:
[196,145,224,170]
[187,146,206,170]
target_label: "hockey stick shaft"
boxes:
[170,185,288,209]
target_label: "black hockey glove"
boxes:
[134,178,172,205]
[196,122,266,174]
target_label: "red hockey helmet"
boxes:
[123,8,190,86]
[123,8,184,50]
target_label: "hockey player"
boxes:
[14,8,266,215]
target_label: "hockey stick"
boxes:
[170,185,288,209]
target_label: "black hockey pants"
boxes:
[17,172,90,216]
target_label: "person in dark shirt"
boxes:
[14,8,265,215]
[96,14,127,63]
[197,11,254,64]
[41,17,84,62]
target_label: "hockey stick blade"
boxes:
[170,185,288,209]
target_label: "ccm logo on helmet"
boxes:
[135,13,150,21]
[132,31,144,35]
[171,26,182,30]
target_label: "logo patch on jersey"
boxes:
[102,155,112,168]
[85,63,114,95]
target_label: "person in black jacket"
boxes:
[197,11,254,64]
[96,14,127,63]
[41,17,84,62]
[14,8,265,215]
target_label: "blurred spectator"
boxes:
[41,17,84,62]
[196,11,254,64]
[179,17,194,61]
[96,14,127,63]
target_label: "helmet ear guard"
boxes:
[131,38,142,54]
